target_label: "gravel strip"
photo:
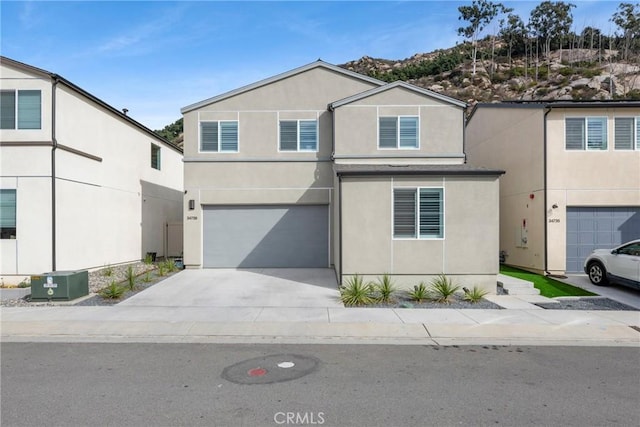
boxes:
[535,297,639,311]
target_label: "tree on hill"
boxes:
[529,1,576,61]
[457,0,511,75]
[611,2,640,61]
[154,117,183,142]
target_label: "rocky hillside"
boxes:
[340,44,640,107]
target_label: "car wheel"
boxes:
[587,262,608,286]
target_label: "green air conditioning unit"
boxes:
[30,270,89,301]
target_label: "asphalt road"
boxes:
[1,343,638,427]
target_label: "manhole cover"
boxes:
[222,354,320,385]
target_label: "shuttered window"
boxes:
[614,117,638,150]
[394,188,443,239]
[565,117,607,150]
[379,116,419,149]
[279,120,317,151]
[0,90,41,130]
[200,121,238,152]
[0,189,16,239]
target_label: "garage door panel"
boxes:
[203,205,328,268]
[566,207,640,273]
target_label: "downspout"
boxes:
[338,174,343,284]
[543,106,552,275]
[51,75,59,272]
[462,107,468,164]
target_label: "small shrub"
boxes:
[18,279,31,288]
[125,265,136,291]
[429,275,461,304]
[157,263,166,277]
[143,253,154,265]
[141,271,152,283]
[408,282,429,303]
[99,281,125,299]
[340,275,375,307]
[463,286,490,303]
[374,274,397,304]
[102,265,114,277]
[164,259,177,273]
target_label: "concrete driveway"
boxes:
[118,268,343,308]
[558,274,640,309]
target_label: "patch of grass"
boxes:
[340,275,375,307]
[374,274,397,304]
[429,275,460,303]
[500,265,596,298]
[408,282,429,303]
[99,281,125,299]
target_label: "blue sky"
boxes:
[1,1,624,130]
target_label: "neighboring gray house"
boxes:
[181,61,503,291]
[0,56,184,285]
[466,101,640,275]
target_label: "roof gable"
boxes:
[329,80,467,109]
[180,60,385,113]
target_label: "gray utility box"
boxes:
[30,270,89,301]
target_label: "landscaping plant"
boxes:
[125,265,136,291]
[463,286,489,303]
[102,265,114,277]
[143,253,154,265]
[374,274,397,303]
[408,282,429,303]
[99,281,125,299]
[429,275,460,303]
[141,271,152,283]
[340,275,375,307]
[157,263,166,277]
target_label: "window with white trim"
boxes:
[393,188,443,239]
[151,144,161,170]
[200,121,238,152]
[379,116,419,149]
[614,117,639,150]
[0,90,41,130]
[565,117,607,150]
[279,120,318,151]
[0,189,16,239]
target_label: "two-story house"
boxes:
[466,101,640,275]
[0,56,184,284]
[181,61,503,290]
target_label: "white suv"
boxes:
[584,240,640,290]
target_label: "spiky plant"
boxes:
[374,274,397,304]
[141,271,152,283]
[143,253,154,265]
[340,275,375,307]
[102,265,114,277]
[407,282,429,303]
[99,281,125,299]
[157,263,166,277]
[429,275,461,303]
[125,265,136,291]
[463,286,489,303]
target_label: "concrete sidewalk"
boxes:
[2,303,639,347]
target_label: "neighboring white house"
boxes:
[0,56,184,284]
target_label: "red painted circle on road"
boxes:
[247,367,267,377]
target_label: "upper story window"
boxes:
[565,117,607,150]
[279,120,318,152]
[200,121,238,152]
[393,188,443,239]
[614,117,639,150]
[0,189,16,239]
[0,90,42,130]
[379,116,419,149]
[151,144,161,170]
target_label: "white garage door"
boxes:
[203,205,329,268]
[566,207,640,272]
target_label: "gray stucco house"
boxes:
[181,61,503,291]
